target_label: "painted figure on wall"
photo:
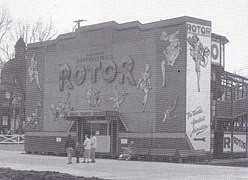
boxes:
[160,31,182,87]
[187,35,210,92]
[86,87,102,107]
[162,96,178,123]
[108,87,128,109]
[137,63,152,112]
[51,92,72,121]
[26,101,42,128]
[28,53,41,90]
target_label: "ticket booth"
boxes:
[64,110,126,157]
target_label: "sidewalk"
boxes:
[0,144,24,151]
[0,150,247,180]
[209,157,248,167]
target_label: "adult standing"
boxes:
[82,134,91,163]
[90,132,97,163]
[65,134,75,164]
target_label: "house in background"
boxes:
[0,38,26,135]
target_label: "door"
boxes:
[90,122,111,153]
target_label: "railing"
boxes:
[0,134,25,144]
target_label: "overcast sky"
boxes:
[1,0,248,74]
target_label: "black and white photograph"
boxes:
[0,0,247,179]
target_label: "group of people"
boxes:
[65,132,97,164]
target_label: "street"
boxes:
[0,150,247,180]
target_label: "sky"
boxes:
[1,0,248,74]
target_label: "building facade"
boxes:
[0,38,26,135]
[24,16,248,159]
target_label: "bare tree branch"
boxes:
[12,19,57,44]
[0,17,58,61]
[0,7,12,61]
[0,7,12,43]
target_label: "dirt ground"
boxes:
[0,168,104,180]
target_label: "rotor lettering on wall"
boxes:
[28,53,41,91]
[108,87,128,109]
[187,35,210,92]
[51,92,72,121]
[137,63,152,112]
[160,31,182,87]
[72,64,86,85]
[102,61,117,83]
[59,56,135,92]
[118,56,136,85]
[86,87,102,107]
[87,62,101,83]
[162,95,178,123]
[26,101,42,128]
[59,64,73,91]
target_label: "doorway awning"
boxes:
[64,110,129,131]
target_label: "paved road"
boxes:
[0,150,247,180]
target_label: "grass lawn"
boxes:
[0,168,104,180]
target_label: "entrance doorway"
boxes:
[65,110,122,157]
[82,117,111,153]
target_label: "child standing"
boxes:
[75,142,81,163]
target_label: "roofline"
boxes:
[212,33,229,44]
[27,16,211,49]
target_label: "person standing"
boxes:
[65,134,75,164]
[90,132,97,163]
[75,142,81,163]
[82,134,91,163]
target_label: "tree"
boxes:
[1,19,57,61]
[0,7,12,61]
[12,19,57,44]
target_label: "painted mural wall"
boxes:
[25,18,213,148]
[186,22,211,151]
[25,47,45,131]
[40,25,157,133]
[155,24,187,133]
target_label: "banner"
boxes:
[186,22,211,151]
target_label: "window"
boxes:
[91,123,108,135]
[2,116,8,126]
[5,91,10,99]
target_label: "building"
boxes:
[0,38,26,135]
[24,16,248,160]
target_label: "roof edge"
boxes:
[27,16,212,49]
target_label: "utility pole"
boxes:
[73,19,87,31]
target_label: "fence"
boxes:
[0,134,25,144]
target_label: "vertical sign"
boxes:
[186,22,211,151]
[223,133,246,153]
[211,39,221,65]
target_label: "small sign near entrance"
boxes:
[64,110,106,117]
[56,137,61,142]
[121,138,128,144]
